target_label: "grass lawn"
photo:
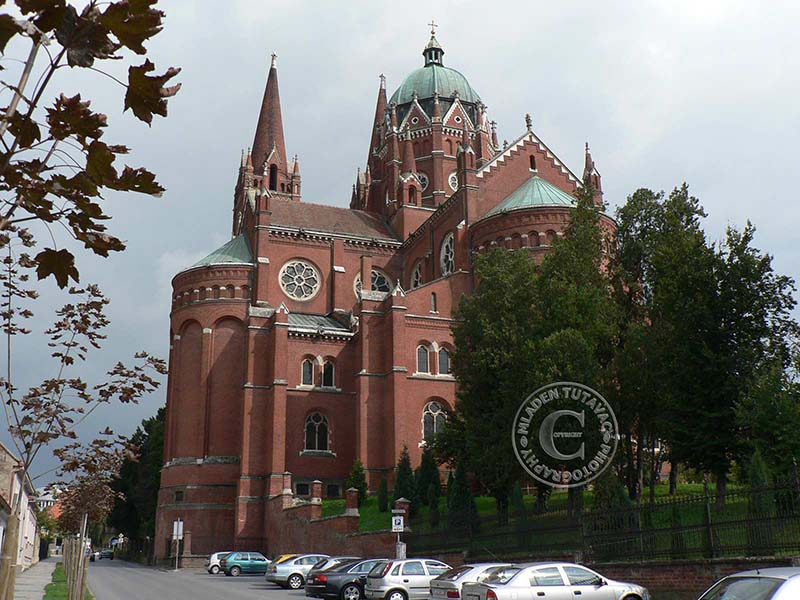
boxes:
[44,562,95,600]
[322,482,740,534]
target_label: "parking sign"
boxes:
[391,516,404,533]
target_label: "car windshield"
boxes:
[368,561,389,577]
[438,566,472,581]
[333,560,361,573]
[699,576,783,600]
[217,553,230,560]
[483,567,521,585]
[313,559,331,569]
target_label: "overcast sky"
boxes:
[3,0,799,485]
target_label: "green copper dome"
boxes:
[189,233,252,269]
[481,176,576,221]
[390,32,481,107]
[390,64,480,106]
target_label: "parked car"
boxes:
[221,551,271,576]
[697,567,800,600]
[205,551,232,575]
[305,557,362,596]
[266,553,330,589]
[365,559,452,600]
[98,549,114,560]
[430,563,510,600]
[306,558,387,600]
[461,563,649,600]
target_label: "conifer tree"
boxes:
[346,459,369,507]
[416,446,441,506]
[428,484,441,528]
[394,446,417,515]
[448,461,473,530]
[378,476,389,513]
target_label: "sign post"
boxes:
[391,509,405,559]
[172,519,183,571]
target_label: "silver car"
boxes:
[698,567,800,600]
[205,551,232,574]
[365,558,452,600]
[431,564,511,600]
[267,553,330,589]
[461,562,649,600]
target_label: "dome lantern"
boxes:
[423,20,444,66]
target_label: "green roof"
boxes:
[390,64,480,106]
[190,234,252,268]
[481,175,576,220]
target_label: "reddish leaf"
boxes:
[124,59,181,124]
[7,112,41,147]
[85,140,116,185]
[99,0,163,55]
[0,14,21,53]
[46,94,107,141]
[35,248,79,288]
[55,4,119,67]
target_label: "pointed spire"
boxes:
[490,121,498,148]
[432,92,442,120]
[390,104,398,130]
[252,52,288,173]
[245,147,253,171]
[292,153,301,176]
[584,142,593,174]
[459,123,471,153]
[401,134,416,173]
[373,75,387,127]
[525,113,532,133]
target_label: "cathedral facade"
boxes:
[155,30,613,557]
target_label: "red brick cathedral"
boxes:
[155,29,613,556]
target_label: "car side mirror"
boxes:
[597,578,607,586]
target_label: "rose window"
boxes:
[279,260,321,300]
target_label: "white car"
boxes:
[266,553,330,589]
[206,551,232,575]
[698,567,800,600]
[461,562,649,600]
[430,563,510,600]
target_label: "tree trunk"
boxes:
[669,460,678,495]
[634,432,644,501]
[715,471,728,513]
[624,431,636,498]
[0,495,21,600]
[648,437,658,504]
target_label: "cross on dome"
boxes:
[428,19,438,35]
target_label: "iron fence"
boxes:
[406,481,800,562]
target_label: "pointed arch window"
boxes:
[423,401,446,442]
[305,412,329,451]
[417,345,430,374]
[322,360,335,388]
[269,164,278,190]
[301,359,314,386]
[354,269,393,296]
[440,232,455,276]
[410,261,423,289]
[438,348,451,375]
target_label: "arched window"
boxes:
[417,345,430,374]
[354,269,393,296]
[305,412,329,451]
[423,401,446,442]
[438,348,451,375]
[410,261,423,289]
[409,186,418,206]
[431,292,438,313]
[269,164,278,190]
[301,359,314,386]
[440,232,455,276]
[529,155,537,171]
[322,361,335,388]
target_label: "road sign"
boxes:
[172,519,184,540]
[391,516,404,533]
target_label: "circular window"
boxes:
[418,172,429,192]
[354,269,393,296]
[279,259,321,301]
[448,172,459,191]
[440,232,455,276]
[411,116,419,125]
[454,115,463,124]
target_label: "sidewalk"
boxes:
[13,557,59,600]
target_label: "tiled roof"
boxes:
[270,197,398,241]
[287,313,351,333]
[480,175,576,221]
[190,234,253,268]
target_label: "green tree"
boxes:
[346,459,369,507]
[393,446,417,516]
[746,448,775,556]
[427,483,440,528]
[416,446,440,506]
[448,461,473,530]
[377,475,389,513]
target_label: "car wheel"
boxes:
[386,590,407,600]
[230,566,242,577]
[289,574,305,589]
[210,565,220,575]
[341,583,362,600]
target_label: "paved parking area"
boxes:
[88,559,305,600]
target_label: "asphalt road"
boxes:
[88,559,304,600]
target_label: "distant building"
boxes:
[35,488,57,511]
[0,442,39,570]
[156,28,613,558]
